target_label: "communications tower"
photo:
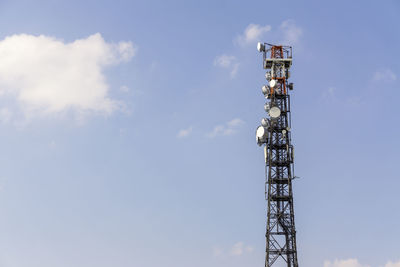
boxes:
[255,43,299,267]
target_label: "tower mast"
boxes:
[256,43,299,267]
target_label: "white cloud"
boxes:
[213,242,254,258]
[385,261,400,267]
[372,69,397,82]
[321,87,336,101]
[207,118,244,138]
[214,55,236,68]
[245,246,254,253]
[116,41,135,61]
[227,118,244,127]
[280,19,303,45]
[120,85,130,92]
[230,63,240,78]
[346,96,363,107]
[230,242,254,256]
[326,87,335,97]
[230,242,244,256]
[324,259,369,267]
[49,140,56,148]
[0,33,136,122]
[212,246,223,257]
[324,259,400,267]
[233,20,302,50]
[236,24,271,46]
[213,54,240,78]
[0,108,12,123]
[177,126,193,138]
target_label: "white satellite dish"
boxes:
[262,85,269,95]
[256,126,266,138]
[269,79,277,88]
[257,42,265,52]
[268,106,281,118]
[256,125,269,145]
[261,118,269,127]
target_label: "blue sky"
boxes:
[0,0,398,267]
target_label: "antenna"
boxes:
[255,42,299,267]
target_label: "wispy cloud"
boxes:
[214,55,235,68]
[324,259,369,267]
[385,261,400,267]
[280,19,303,45]
[236,24,271,46]
[212,246,223,257]
[230,242,254,256]
[322,87,336,100]
[207,118,244,138]
[177,126,193,138]
[120,85,130,92]
[0,108,12,123]
[213,54,240,78]
[324,258,400,267]
[0,33,136,123]
[235,20,302,47]
[213,242,254,258]
[230,242,244,256]
[372,69,397,82]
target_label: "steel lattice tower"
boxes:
[255,43,299,267]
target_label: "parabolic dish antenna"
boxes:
[261,118,269,127]
[256,126,266,139]
[256,125,268,145]
[262,85,269,95]
[268,106,281,118]
[269,79,278,88]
